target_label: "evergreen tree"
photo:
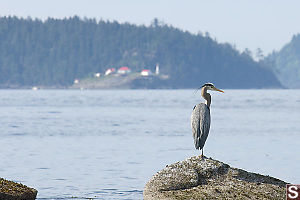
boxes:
[0,16,281,88]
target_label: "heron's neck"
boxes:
[201,87,211,107]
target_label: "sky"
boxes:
[1,0,300,56]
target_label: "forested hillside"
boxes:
[264,34,300,88]
[0,16,281,88]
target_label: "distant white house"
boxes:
[74,79,79,84]
[105,68,116,76]
[117,66,131,74]
[141,69,152,76]
[94,73,101,78]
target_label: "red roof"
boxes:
[119,67,130,70]
[142,69,150,72]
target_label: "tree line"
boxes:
[264,34,300,88]
[0,16,281,88]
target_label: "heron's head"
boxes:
[201,83,224,93]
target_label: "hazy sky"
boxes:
[1,0,300,56]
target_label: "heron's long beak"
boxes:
[214,87,224,93]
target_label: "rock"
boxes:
[0,178,37,200]
[144,156,287,200]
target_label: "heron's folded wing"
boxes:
[191,104,211,149]
[191,105,201,149]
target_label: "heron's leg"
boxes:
[199,148,205,160]
[201,148,204,160]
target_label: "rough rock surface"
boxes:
[144,156,287,200]
[0,178,37,200]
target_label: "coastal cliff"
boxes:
[144,156,286,200]
[0,178,37,200]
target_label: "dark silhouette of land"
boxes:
[0,16,281,89]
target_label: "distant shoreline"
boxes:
[0,75,285,90]
[0,86,285,90]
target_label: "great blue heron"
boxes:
[191,83,224,157]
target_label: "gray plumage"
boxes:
[191,83,223,156]
[191,103,211,150]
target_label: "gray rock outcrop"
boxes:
[144,156,287,200]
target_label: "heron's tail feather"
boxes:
[195,137,200,149]
[195,137,205,150]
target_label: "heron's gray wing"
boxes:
[191,103,211,150]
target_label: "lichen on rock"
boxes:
[0,178,37,200]
[144,156,287,200]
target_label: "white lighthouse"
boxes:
[155,63,159,75]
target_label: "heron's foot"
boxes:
[200,154,206,160]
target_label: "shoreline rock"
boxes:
[144,156,287,200]
[0,178,37,200]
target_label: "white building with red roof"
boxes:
[117,66,131,74]
[141,69,152,76]
[105,68,116,76]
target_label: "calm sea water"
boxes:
[0,89,299,199]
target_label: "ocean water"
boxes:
[0,89,299,199]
